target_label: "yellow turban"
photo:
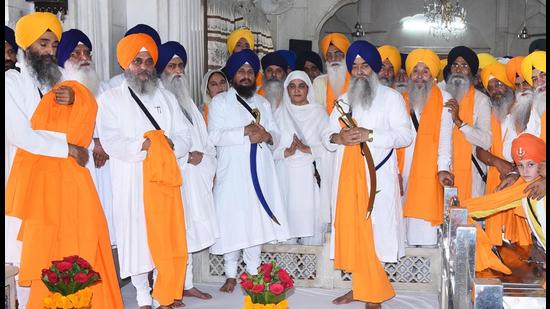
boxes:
[15,12,62,50]
[521,51,546,86]
[480,62,512,91]
[505,56,525,89]
[477,53,498,71]
[405,48,441,78]
[320,33,350,60]
[116,33,159,70]
[437,58,448,82]
[378,45,401,76]
[227,28,254,54]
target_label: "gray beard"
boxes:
[446,73,472,102]
[533,90,546,116]
[407,79,432,115]
[511,90,534,133]
[348,74,378,111]
[125,70,159,96]
[379,74,394,88]
[25,50,62,89]
[263,79,284,111]
[490,87,514,122]
[326,60,347,97]
[161,72,195,115]
[63,60,101,95]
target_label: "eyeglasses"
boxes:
[451,62,470,70]
[70,49,92,59]
[131,57,155,67]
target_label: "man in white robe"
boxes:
[97,34,190,309]
[158,41,219,300]
[274,70,331,245]
[208,49,290,293]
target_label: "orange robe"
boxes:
[326,72,350,115]
[5,81,123,308]
[452,86,476,202]
[142,130,188,305]
[334,121,395,304]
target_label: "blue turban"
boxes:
[225,49,260,79]
[276,49,297,71]
[447,46,479,75]
[56,29,92,67]
[296,51,323,73]
[261,52,287,72]
[125,24,161,47]
[345,40,382,73]
[156,41,187,74]
[5,25,18,53]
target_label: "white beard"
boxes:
[262,79,284,112]
[161,73,195,116]
[407,79,432,115]
[64,60,101,95]
[533,89,546,117]
[348,74,378,111]
[446,73,472,102]
[326,60,347,97]
[511,90,534,134]
[490,87,514,122]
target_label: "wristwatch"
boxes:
[367,130,374,142]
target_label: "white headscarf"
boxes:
[200,69,229,106]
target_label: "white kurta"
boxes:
[438,89,492,198]
[5,66,70,266]
[97,80,191,278]
[322,84,414,263]
[175,95,220,253]
[208,87,290,255]
[273,71,331,240]
[404,88,454,246]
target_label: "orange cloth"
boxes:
[452,86,476,202]
[116,33,159,70]
[5,81,123,308]
[203,103,209,126]
[505,56,525,90]
[227,28,254,54]
[405,49,441,78]
[471,219,512,274]
[326,72,350,115]
[511,133,546,164]
[142,130,188,305]
[320,33,350,59]
[480,62,513,90]
[401,84,445,225]
[256,71,263,91]
[378,45,401,76]
[541,111,546,142]
[334,120,395,304]
[15,12,63,49]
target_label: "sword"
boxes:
[335,99,377,220]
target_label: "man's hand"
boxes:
[493,158,515,178]
[165,135,174,150]
[538,161,546,178]
[247,123,272,144]
[335,127,362,145]
[351,127,373,143]
[524,178,546,200]
[284,139,298,158]
[293,134,311,154]
[54,86,75,105]
[438,171,455,187]
[187,151,203,165]
[92,138,109,168]
[496,173,520,191]
[444,99,462,126]
[68,143,89,167]
[141,138,151,151]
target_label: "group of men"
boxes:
[4,10,546,309]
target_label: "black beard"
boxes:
[234,82,256,99]
[25,50,62,88]
[5,60,16,72]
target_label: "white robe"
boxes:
[404,88,454,246]
[322,85,414,263]
[97,80,191,278]
[208,87,290,255]
[175,96,220,253]
[273,71,331,240]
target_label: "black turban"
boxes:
[296,51,323,73]
[447,46,479,75]
[528,38,546,54]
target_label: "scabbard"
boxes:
[360,141,377,220]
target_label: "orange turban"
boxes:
[480,62,513,91]
[405,48,441,78]
[477,53,498,71]
[511,133,546,164]
[521,51,546,86]
[117,33,159,70]
[15,12,62,50]
[320,33,350,60]
[437,58,448,82]
[505,56,525,89]
[227,28,254,54]
[378,45,401,76]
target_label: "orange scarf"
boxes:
[203,103,209,126]
[326,72,350,115]
[334,120,395,303]
[142,130,188,306]
[5,81,123,308]
[541,110,546,142]
[401,85,445,225]
[471,219,512,274]
[452,86,476,202]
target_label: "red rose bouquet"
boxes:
[41,255,100,309]
[240,262,294,308]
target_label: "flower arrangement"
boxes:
[240,262,294,308]
[41,255,100,309]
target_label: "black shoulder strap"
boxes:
[471,155,487,183]
[128,87,161,130]
[38,87,43,99]
[235,93,256,119]
[526,198,542,227]
[410,110,419,132]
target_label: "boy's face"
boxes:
[517,159,540,182]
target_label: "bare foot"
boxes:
[170,300,186,308]
[184,287,213,300]
[365,302,381,309]
[332,290,354,304]
[219,278,237,293]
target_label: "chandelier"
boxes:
[423,0,467,40]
